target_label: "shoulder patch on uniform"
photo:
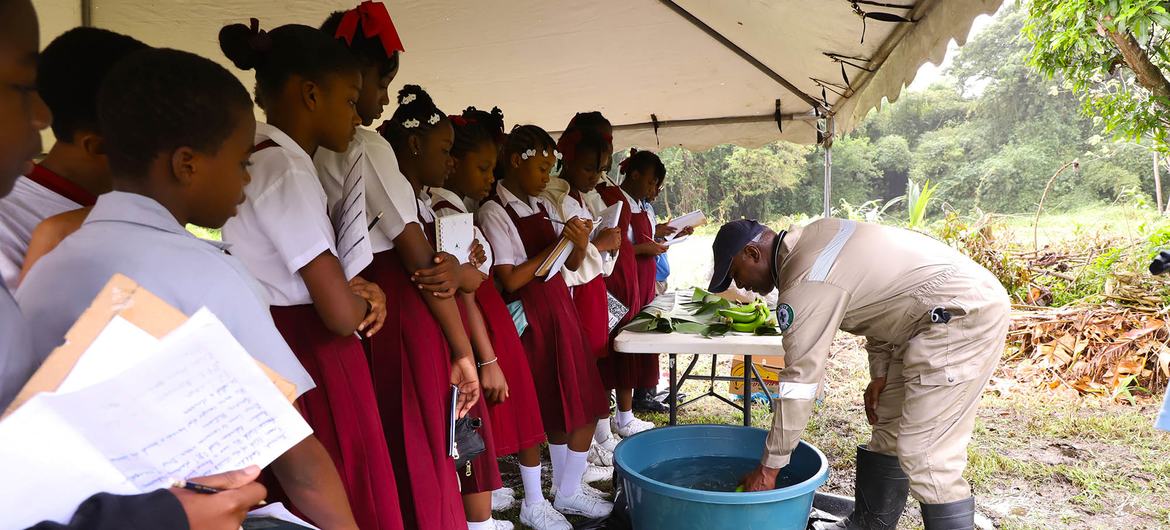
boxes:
[777,303,795,331]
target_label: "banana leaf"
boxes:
[621,289,773,337]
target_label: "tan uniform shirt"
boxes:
[764,218,1005,468]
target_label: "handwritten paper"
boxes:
[247,503,321,529]
[0,309,311,529]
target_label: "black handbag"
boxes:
[453,416,486,471]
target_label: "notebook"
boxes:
[436,212,476,264]
[536,237,574,280]
[330,152,374,279]
[591,202,622,238]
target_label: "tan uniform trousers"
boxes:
[866,278,1010,505]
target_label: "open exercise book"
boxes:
[0,275,311,529]
[537,203,624,280]
[663,210,706,245]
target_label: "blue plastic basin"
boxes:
[614,425,829,530]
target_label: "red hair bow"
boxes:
[335,1,405,56]
[556,129,582,164]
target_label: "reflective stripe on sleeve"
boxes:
[808,220,856,282]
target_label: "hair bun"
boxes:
[219,18,271,70]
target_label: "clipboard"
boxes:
[3,274,297,418]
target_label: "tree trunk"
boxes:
[1098,23,1170,104]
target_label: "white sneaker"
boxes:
[582,463,614,484]
[615,416,655,438]
[578,482,609,499]
[520,499,573,530]
[595,433,620,453]
[553,490,614,518]
[492,520,515,530]
[491,487,515,512]
[588,441,614,466]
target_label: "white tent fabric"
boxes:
[33,0,1001,151]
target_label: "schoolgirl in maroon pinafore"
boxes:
[219,19,397,530]
[364,86,483,530]
[477,125,614,522]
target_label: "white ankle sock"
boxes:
[549,443,567,491]
[594,417,613,442]
[557,449,588,498]
[520,464,544,507]
[467,519,494,530]
[616,409,635,428]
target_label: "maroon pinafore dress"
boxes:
[431,198,546,456]
[255,140,404,530]
[567,190,612,361]
[492,192,609,433]
[363,200,466,530]
[596,184,659,389]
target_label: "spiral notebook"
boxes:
[436,212,475,264]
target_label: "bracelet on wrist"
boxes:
[476,357,498,368]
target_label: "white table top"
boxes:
[614,329,785,356]
[613,291,785,357]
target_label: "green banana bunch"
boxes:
[717,299,773,333]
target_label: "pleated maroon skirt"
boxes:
[363,251,467,530]
[458,397,504,494]
[473,276,545,455]
[269,304,404,530]
[572,275,611,360]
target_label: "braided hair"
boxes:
[219,20,359,109]
[378,84,447,151]
[496,124,557,179]
[619,148,665,181]
[451,106,504,159]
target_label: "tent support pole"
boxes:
[81,0,93,26]
[822,117,835,218]
[658,0,824,110]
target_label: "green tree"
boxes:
[1024,0,1170,150]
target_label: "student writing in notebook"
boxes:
[477,125,614,526]
[0,28,146,290]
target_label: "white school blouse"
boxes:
[223,122,346,307]
[314,128,419,252]
[0,174,84,290]
[428,186,492,276]
[476,182,565,267]
[540,177,616,286]
[15,191,314,396]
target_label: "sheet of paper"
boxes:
[0,398,138,528]
[59,309,311,490]
[665,210,706,240]
[331,152,374,280]
[0,309,312,529]
[437,212,475,264]
[248,503,321,529]
[606,291,629,332]
[661,235,690,246]
[57,315,160,393]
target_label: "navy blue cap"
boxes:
[708,219,765,293]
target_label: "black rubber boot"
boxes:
[822,445,910,529]
[920,497,975,530]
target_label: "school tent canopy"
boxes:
[35,0,1002,152]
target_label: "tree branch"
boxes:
[1098,22,1170,102]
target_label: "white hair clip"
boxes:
[520,148,537,160]
[554,150,563,161]
[400,93,417,105]
[428,113,441,125]
[403,118,421,129]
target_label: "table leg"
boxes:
[743,354,752,426]
[669,353,677,426]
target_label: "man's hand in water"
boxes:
[741,464,780,492]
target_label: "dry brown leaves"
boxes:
[1006,305,1170,401]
